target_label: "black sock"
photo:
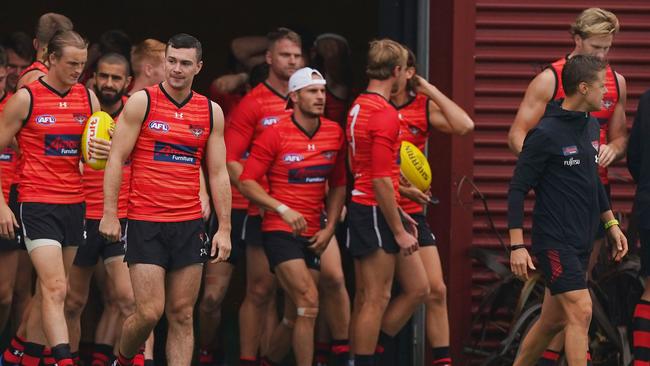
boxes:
[51,344,73,366]
[354,354,375,366]
[431,346,451,365]
[537,349,561,366]
[331,339,350,366]
[635,299,650,363]
[20,342,43,366]
[376,331,392,357]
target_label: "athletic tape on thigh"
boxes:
[296,307,318,318]
[25,238,61,253]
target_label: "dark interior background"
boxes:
[0,0,393,93]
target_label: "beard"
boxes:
[94,84,125,105]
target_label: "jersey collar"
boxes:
[291,114,321,139]
[159,82,193,109]
[39,76,72,98]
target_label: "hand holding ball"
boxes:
[81,111,115,170]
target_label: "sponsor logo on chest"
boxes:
[45,134,80,156]
[153,141,197,165]
[288,164,334,184]
[563,157,581,167]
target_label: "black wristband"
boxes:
[510,244,527,251]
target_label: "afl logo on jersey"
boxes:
[36,115,56,125]
[261,117,279,127]
[148,121,169,133]
[189,124,204,137]
[283,153,304,163]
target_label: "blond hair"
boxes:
[36,13,73,46]
[46,30,87,59]
[570,8,619,39]
[131,39,165,77]
[366,39,407,80]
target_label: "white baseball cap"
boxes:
[288,67,327,93]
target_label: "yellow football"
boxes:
[81,111,115,170]
[400,141,432,192]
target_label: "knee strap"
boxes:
[296,307,318,318]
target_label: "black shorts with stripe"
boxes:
[346,201,399,258]
[534,246,589,295]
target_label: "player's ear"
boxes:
[195,60,203,75]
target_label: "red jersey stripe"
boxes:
[82,98,131,219]
[0,92,16,202]
[17,78,90,204]
[240,115,346,236]
[18,61,48,80]
[396,93,430,214]
[346,92,401,206]
[128,84,211,222]
[225,82,291,214]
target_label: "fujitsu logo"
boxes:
[563,157,581,167]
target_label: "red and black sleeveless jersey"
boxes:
[549,57,620,185]
[225,82,291,213]
[17,78,91,203]
[395,93,430,214]
[240,115,346,236]
[324,88,348,126]
[0,92,16,202]
[82,97,130,219]
[347,92,401,206]
[128,84,212,222]
[18,61,48,80]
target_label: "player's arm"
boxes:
[414,76,474,135]
[507,128,552,279]
[199,166,211,221]
[231,36,269,69]
[599,72,628,167]
[508,69,555,155]
[370,111,418,255]
[0,90,30,238]
[206,102,232,262]
[225,97,258,191]
[16,70,45,90]
[100,91,147,242]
